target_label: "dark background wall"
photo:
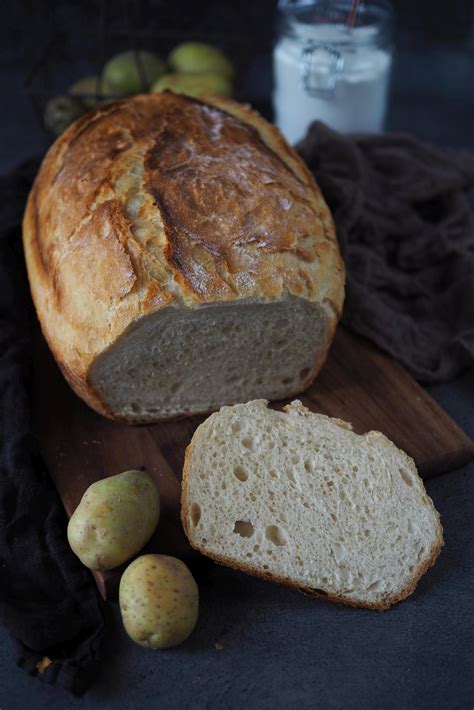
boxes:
[2,0,474,172]
[4,0,474,57]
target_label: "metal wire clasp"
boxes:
[301,42,344,97]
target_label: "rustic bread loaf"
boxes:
[22,93,344,422]
[181,400,443,610]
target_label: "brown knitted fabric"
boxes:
[298,122,474,383]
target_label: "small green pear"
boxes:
[120,554,199,649]
[169,42,234,79]
[67,470,160,571]
[151,71,232,98]
[102,50,166,95]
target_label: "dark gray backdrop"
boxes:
[1,2,473,708]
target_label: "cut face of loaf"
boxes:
[89,297,329,420]
[181,400,443,610]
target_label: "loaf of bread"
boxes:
[23,93,344,422]
[181,400,443,610]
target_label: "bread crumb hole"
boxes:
[253,544,260,552]
[241,437,255,451]
[367,580,380,591]
[309,588,328,597]
[233,520,254,538]
[269,470,277,479]
[231,421,242,433]
[399,468,413,486]
[352,465,359,473]
[364,529,370,537]
[263,564,269,570]
[191,503,201,527]
[304,460,313,473]
[265,525,288,547]
[303,501,310,509]
[291,454,299,465]
[330,513,337,522]
[233,465,248,482]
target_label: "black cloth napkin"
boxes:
[298,123,474,382]
[0,159,105,696]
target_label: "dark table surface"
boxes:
[0,33,473,710]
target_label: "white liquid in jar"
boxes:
[273,23,392,144]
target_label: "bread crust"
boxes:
[181,405,444,611]
[23,92,344,421]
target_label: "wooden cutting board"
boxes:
[33,325,474,599]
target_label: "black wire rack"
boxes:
[23,0,259,139]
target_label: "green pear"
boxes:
[151,71,232,98]
[169,42,234,78]
[67,470,160,571]
[120,555,199,649]
[103,50,166,95]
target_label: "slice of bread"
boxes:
[181,400,443,610]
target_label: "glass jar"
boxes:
[273,0,394,144]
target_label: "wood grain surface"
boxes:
[33,325,474,599]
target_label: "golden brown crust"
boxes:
[181,418,444,611]
[23,92,344,419]
[181,533,443,611]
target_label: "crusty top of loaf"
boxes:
[23,92,344,385]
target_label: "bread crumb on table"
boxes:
[36,656,52,673]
